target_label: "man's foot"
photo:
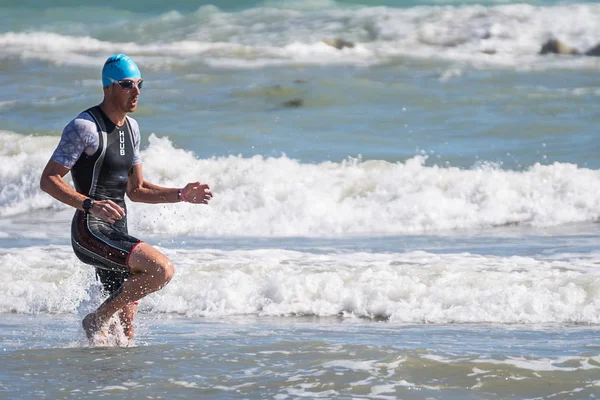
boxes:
[82,312,108,346]
[107,317,133,347]
[122,324,135,340]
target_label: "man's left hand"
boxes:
[182,181,213,204]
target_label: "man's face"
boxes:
[106,78,142,113]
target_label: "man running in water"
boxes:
[40,54,212,344]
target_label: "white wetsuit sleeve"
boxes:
[127,116,142,166]
[50,113,99,169]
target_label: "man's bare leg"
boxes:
[83,243,174,342]
[118,302,138,340]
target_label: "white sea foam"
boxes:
[423,354,600,372]
[1,4,599,69]
[0,131,67,216]
[1,131,599,236]
[473,356,600,372]
[322,359,377,371]
[0,245,94,314]
[1,245,598,324]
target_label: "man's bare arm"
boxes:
[40,161,87,210]
[40,160,125,223]
[126,164,212,204]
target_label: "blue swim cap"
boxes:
[101,54,141,87]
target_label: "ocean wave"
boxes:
[2,246,599,324]
[1,131,599,235]
[1,3,600,69]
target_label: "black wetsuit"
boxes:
[55,106,143,294]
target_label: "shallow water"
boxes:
[2,315,599,399]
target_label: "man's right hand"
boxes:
[90,199,126,224]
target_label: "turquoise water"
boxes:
[2,0,594,14]
[1,0,600,399]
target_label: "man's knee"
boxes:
[129,243,175,283]
[150,258,174,287]
[141,259,173,291]
[161,260,175,283]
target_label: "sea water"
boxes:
[1,0,599,399]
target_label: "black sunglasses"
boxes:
[106,77,143,90]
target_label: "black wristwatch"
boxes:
[82,198,95,212]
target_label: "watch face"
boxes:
[83,198,94,210]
